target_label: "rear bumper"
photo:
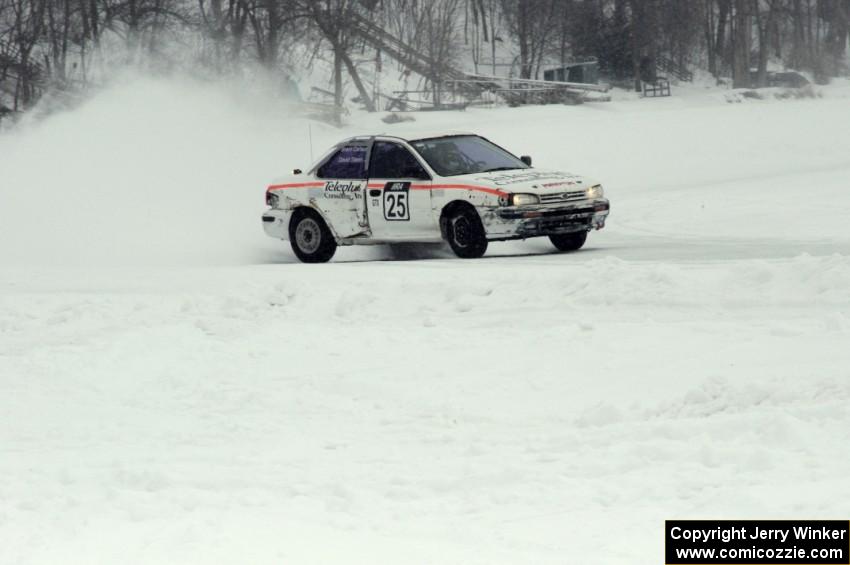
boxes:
[261,209,292,240]
[481,199,609,240]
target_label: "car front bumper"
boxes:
[480,198,610,240]
[261,208,293,240]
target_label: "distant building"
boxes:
[543,60,599,85]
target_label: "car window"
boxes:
[317,145,367,179]
[369,141,429,179]
[410,135,528,177]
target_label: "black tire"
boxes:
[444,205,488,259]
[289,208,337,263]
[549,231,587,252]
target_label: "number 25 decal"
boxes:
[383,182,410,221]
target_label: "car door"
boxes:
[314,143,369,238]
[366,140,436,240]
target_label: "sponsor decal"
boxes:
[323,180,363,200]
[476,170,581,186]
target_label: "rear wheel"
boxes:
[444,206,488,259]
[289,208,337,263]
[549,231,587,252]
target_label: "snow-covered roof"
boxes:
[342,130,476,144]
[383,130,476,142]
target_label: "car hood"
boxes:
[452,169,597,195]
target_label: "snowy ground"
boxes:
[2,76,850,564]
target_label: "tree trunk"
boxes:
[828,0,849,69]
[333,46,343,109]
[261,0,280,67]
[791,0,806,68]
[716,0,730,74]
[631,1,643,92]
[339,47,376,112]
[646,0,658,80]
[732,0,751,88]
[517,1,530,78]
[705,0,717,76]
[753,0,771,87]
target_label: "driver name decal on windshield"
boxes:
[323,180,363,200]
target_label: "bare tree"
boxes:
[4,0,47,109]
[628,0,660,89]
[300,0,375,111]
[500,0,558,79]
[731,0,751,87]
[704,0,732,77]
[2,0,849,116]
[752,0,778,86]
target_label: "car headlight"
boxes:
[586,184,604,199]
[510,193,540,206]
[266,191,279,207]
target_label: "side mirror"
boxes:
[293,168,302,175]
[520,155,532,166]
[402,167,430,180]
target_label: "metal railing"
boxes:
[656,56,693,82]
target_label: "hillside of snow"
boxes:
[1,75,850,564]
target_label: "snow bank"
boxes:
[3,251,850,564]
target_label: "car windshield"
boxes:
[409,135,529,177]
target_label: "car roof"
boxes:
[341,130,477,144]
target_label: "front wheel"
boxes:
[289,209,337,263]
[444,207,488,259]
[549,231,587,252]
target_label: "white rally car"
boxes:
[262,132,609,262]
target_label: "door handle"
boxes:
[369,189,381,197]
